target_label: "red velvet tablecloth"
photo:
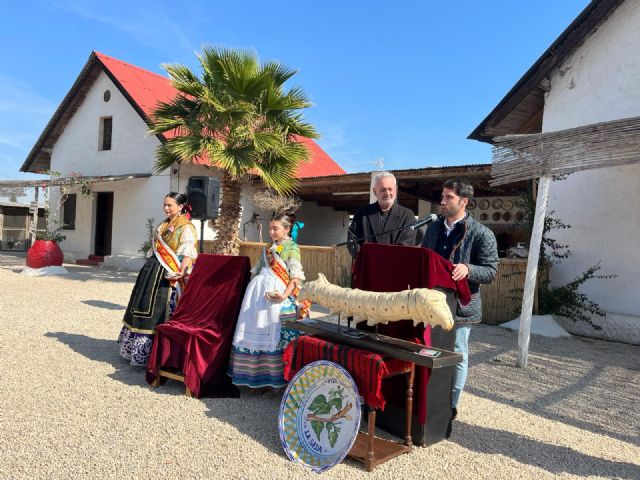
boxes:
[284,335,410,410]
[146,254,251,397]
[352,243,470,305]
[351,243,469,424]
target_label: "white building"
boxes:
[470,0,640,343]
[21,52,347,269]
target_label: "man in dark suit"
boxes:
[347,172,416,258]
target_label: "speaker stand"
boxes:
[199,220,205,253]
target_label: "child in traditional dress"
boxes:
[229,213,309,392]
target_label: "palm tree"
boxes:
[150,46,319,255]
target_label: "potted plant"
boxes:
[26,223,66,269]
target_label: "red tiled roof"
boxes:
[94,52,345,178]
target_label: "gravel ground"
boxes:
[1,253,639,479]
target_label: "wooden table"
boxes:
[287,317,462,471]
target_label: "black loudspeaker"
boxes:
[187,176,220,219]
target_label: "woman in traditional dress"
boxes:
[229,213,310,391]
[117,192,198,366]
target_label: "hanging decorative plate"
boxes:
[515,211,525,222]
[279,360,361,473]
[492,211,501,222]
[478,199,490,210]
[492,198,503,209]
[502,211,512,221]
[502,199,514,211]
[467,199,476,210]
[480,212,488,221]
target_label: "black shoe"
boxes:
[451,407,458,421]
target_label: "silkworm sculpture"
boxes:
[299,274,454,330]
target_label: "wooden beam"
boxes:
[517,175,550,368]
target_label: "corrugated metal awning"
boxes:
[0,173,152,189]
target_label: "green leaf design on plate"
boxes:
[310,420,324,441]
[309,394,332,415]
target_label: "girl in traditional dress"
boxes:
[117,192,198,366]
[229,213,310,391]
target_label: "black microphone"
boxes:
[408,213,438,230]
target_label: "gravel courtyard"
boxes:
[1,254,638,479]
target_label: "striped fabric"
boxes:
[283,335,411,410]
[229,327,301,388]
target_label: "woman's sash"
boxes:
[153,234,186,300]
[267,247,311,318]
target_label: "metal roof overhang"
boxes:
[0,173,152,189]
[291,165,529,214]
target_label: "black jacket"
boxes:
[347,202,416,258]
[422,214,499,323]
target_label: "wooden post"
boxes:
[516,175,550,368]
[29,186,40,247]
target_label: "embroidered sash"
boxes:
[267,247,311,318]
[153,233,186,300]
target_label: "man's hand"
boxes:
[451,263,469,282]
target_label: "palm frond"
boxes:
[163,63,204,97]
[212,147,255,178]
[151,46,318,202]
[153,144,180,173]
[253,159,298,194]
[260,61,297,86]
[252,131,286,154]
[164,135,207,162]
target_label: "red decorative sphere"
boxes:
[26,240,64,268]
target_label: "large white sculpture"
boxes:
[299,274,453,330]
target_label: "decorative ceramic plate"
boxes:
[279,360,361,473]
[502,199,514,210]
[502,211,512,221]
[478,199,490,210]
[492,198,503,209]
[492,211,502,222]
[515,211,525,222]
[480,212,488,221]
[467,199,476,210]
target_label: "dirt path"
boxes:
[1,254,638,479]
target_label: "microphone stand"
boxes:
[335,222,415,248]
[336,223,418,329]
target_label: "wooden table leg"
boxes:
[405,365,415,448]
[366,408,376,471]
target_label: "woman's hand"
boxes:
[265,291,287,302]
[166,271,186,280]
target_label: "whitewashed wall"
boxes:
[48,71,169,267]
[297,202,350,246]
[542,0,640,334]
[51,72,159,177]
[175,163,349,246]
[45,70,348,266]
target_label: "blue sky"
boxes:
[0,0,589,189]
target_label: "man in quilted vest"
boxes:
[421,179,499,438]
